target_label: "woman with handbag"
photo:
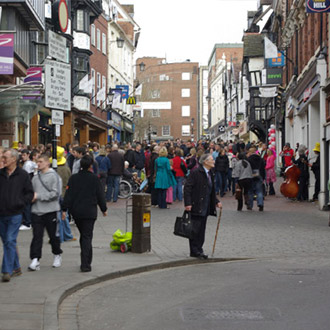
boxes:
[154,147,177,209]
[184,153,222,259]
[236,153,253,211]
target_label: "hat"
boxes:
[57,146,66,166]
[313,142,320,153]
[12,141,18,149]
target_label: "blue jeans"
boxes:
[0,214,22,274]
[248,177,264,208]
[58,211,74,243]
[219,172,227,197]
[215,171,221,194]
[106,175,120,202]
[173,176,184,201]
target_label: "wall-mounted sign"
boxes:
[262,68,283,85]
[45,59,71,111]
[126,96,136,105]
[0,33,14,74]
[116,85,129,99]
[267,52,285,67]
[23,67,42,99]
[48,30,67,63]
[306,0,330,13]
[51,110,64,125]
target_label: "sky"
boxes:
[120,0,258,65]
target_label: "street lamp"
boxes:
[110,37,125,48]
[191,117,195,140]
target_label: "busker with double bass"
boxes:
[184,153,222,260]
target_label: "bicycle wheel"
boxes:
[118,180,132,198]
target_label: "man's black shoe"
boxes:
[190,253,208,260]
[258,205,264,211]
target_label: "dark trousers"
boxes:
[99,172,107,197]
[297,176,309,201]
[189,215,207,255]
[237,178,252,211]
[313,176,320,200]
[150,182,158,206]
[157,189,167,208]
[22,203,32,227]
[75,219,96,271]
[30,212,62,259]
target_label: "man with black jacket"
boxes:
[247,147,265,211]
[0,149,34,282]
[184,153,222,259]
[62,155,107,272]
[106,144,124,202]
[133,143,145,177]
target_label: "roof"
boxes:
[243,34,264,57]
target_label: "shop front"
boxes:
[108,111,122,144]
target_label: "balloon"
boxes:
[270,133,275,138]
[271,137,275,142]
[268,128,272,132]
[270,124,275,129]
[271,141,276,146]
[270,129,275,133]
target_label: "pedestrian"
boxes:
[0,149,34,282]
[56,147,76,243]
[154,147,177,209]
[28,154,63,271]
[309,142,320,201]
[133,143,145,177]
[231,152,239,195]
[106,144,124,203]
[62,155,107,272]
[294,145,309,202]
[71,146,86,174]
[149,145,160,207]
[279,143,295,176]
[215,148,229,197]
[172,149,187,202]
[95,147,111,196]
[247,147,264,211]
[236,153,253,211]
[265,149,276,195]
[184,153,222,259]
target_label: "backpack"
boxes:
[180,160,187,176]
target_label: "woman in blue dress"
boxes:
[154,147,177,209]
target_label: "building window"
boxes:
[91,69,96,105]
[76,10,87,32]
[182,72,191,80]
[102,75,106,109]
[97,29,101,50]
[162,125,170,136]
[159,74,169,81]
[152,109,160,117]
[91,24,95,46]
[182,125,190,136]
[150,90,160,99]
[181,88,190,97]
[182,105,190,117]
[97,72,101,106]
[102,33,106,54]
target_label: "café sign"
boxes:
[306,0,330,13]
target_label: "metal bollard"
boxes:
[131,193,151,253]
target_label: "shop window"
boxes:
[182,125,190,136]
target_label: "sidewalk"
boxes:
[0,185,328,330]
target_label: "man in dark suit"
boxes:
[184,153,222,259]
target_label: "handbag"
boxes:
[174,211,194,239]
[235,183,242,200]
[180,160,187,176]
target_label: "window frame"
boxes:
[96,28,101,51]
[102,32,106,54]
[162,125,170,136]
[181,88,190,98]
[91,24,95,46]
[182,72,191,80]
[182,125,190,136]
[182,105,190,117]
[91,69,96,105]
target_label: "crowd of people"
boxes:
[0,137,321,281]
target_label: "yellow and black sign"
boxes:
[126,96,136,105]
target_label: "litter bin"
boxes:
[131,193,151,253]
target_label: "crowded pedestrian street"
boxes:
[0,180,328,330]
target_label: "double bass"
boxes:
[280,165,301,198]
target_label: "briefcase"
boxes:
[174,211,194,239]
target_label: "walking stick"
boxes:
[211,208,222,257]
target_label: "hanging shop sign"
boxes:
[126,96,136,105]
[0,33,14,74]
[116,85,129,99]
[306,0,330,13]
[262,68,283,85]
[267,52,285,68]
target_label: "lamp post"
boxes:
[109,37,125,48]
[191,117,194,141]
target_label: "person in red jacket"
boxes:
[172,149,187,202]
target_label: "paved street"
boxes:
[0,184,329,330]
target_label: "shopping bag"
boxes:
[174,211,194,239]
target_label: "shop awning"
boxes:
[0,82,45,122]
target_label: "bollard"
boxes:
[131,193,151,253]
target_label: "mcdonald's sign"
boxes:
[126,96,136,105]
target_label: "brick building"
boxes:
[135,57,199,142]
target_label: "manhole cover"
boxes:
[269,268,315,275]
[181,307,279,321]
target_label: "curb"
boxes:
[44,257,252,330]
